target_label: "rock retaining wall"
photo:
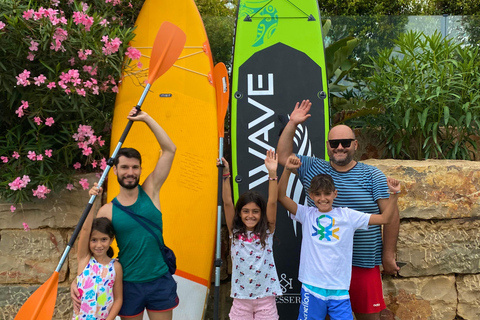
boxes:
[1,161,480,320]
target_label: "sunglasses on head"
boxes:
[328,139,355,148]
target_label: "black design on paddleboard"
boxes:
[233,42,327,318]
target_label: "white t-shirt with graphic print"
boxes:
[292,204,370,290]
[230,230,282,299]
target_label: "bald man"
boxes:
[277,100,400,320]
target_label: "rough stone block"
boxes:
[396,219,480,276]
[0,284,71,320]
[0,173,98,230]
[0,230,67,284]
[365,160,480,219]
[457,274,480,320]
[383,275,456,320]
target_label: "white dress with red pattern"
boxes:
[230,230,282,299]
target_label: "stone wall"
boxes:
[1,161,480,320]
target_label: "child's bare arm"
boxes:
[369,177,400,225]
[77,183,102,270]
[106,261,123,320]
[265,149,278,232]
[218,157,235,234]
[278,155,300,215]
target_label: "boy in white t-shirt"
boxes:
[278,155,400,320]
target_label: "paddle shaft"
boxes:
[55,83,152,273]
[214,141,224,320]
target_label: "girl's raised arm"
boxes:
[265,149,278,233]
[76,183,102,273]
[219,157,235,234]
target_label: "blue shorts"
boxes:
[298,285,353,320]
[118,272,179,317]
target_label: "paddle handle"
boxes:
[55,84,153,273]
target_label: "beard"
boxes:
[329,149,355,167]
[117,175,139,190]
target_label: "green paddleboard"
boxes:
[230,0,329,318]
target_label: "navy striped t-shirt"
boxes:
[296,155,390,268]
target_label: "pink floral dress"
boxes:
[73,257,116,320]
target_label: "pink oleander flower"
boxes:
[12,151,20,159]
[29,40,39,52]
[68,57,75,66]
[45,117,54,126]
[101,36,122,55]
[128,2,133,8]
[16,70,31,86]
[82,147,93,156]
[0,21,5,30]
[36,154,43,161]
[91,160,97,168]
[137,61,143,69]
[97,136,105,147]
[73,162,81,169]
[66,183,74,190]
[27,151,36,160]
[79,178,89,190]
[77,88,86,97]
[23,10,34,20]
[8,175,30,191]
[27,52,35,61]
[10,205,16,213]
[34,117,42,125]
[126,47,141,60]
[111,85,118,93]
[100,157,107,170]
[15,107,25,118]
[45,149,52,157]
[1,156,8,163]
[47,82,56,89]
[34,74,47,86]
[100,19,109,26]
[23,222,30,231]
[21,100,29,110]
[33,185,51,199]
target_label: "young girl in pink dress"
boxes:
[73,183,123,320]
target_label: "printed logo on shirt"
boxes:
[311,215,339,241]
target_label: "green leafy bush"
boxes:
[364,30,480,160]
[0,0,143,205]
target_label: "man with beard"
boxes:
[276,100,400,320]
[71,107,178,320]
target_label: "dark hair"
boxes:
[91,217,115,258]
[308,174,336,194]
[114,148,142,166]
[232,190,269,248]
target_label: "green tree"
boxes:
[364,31,480,160]
[319,0,409,82]
[195,0,236,67]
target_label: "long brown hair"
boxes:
[232,190,269,248]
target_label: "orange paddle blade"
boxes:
[214,63,230,138]
[15,271,59,320]
[147,21,186,85]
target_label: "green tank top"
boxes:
[112,185,168,282]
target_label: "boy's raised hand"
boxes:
[265,149,278,173]
[286,155,301,170]
[387,177,400,194]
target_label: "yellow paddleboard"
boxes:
[107,0,217,318]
